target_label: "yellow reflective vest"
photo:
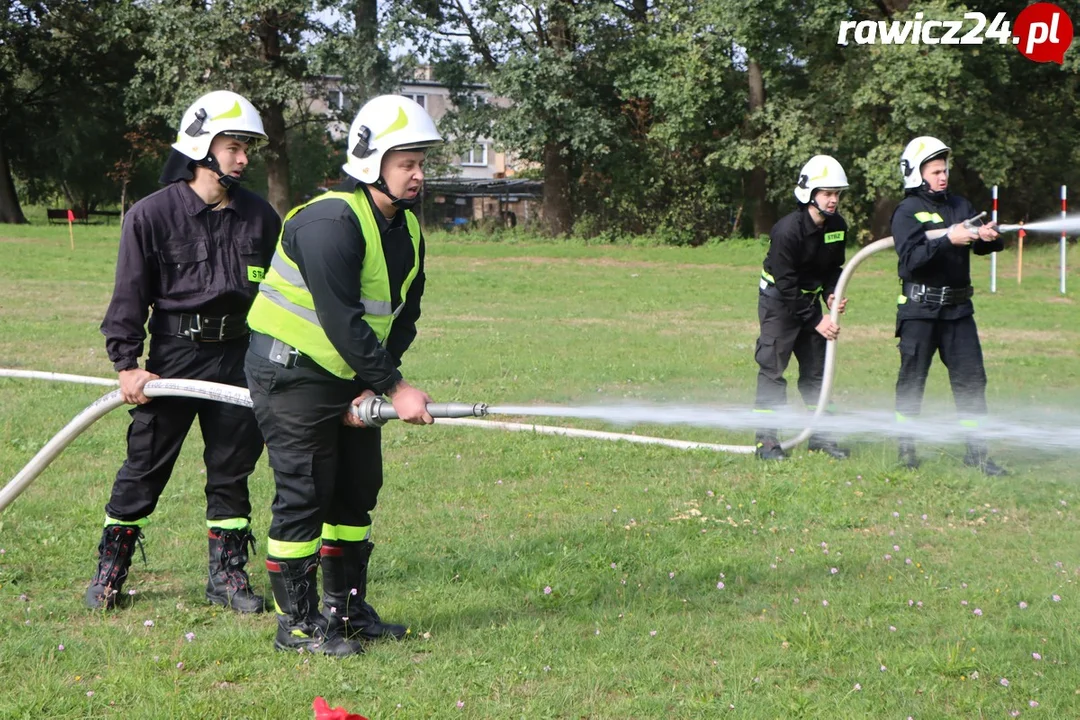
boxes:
[247,190,421,379]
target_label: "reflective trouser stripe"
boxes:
[321,524,371,542]
[105,515,148,528]
[895,412,912,423]
[959,419,979,428]
[267,537,320,559]
[207,518,249,530]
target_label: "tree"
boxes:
[398,0,633,236]
[124,1,336,216]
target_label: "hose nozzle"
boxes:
[351,396,489,428]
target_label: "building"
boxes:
[307,67,542,230]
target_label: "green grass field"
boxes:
[1,224,1079,719]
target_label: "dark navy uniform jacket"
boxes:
[891,189,1004,321]
[101,181,281,371]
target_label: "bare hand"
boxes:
[815,316,840,341]
[344,389,377,428]
[947,223,977,246]
[118,368,159,405]
[826,294,848,314]
[387,380,434,425]
[977,221,999,242]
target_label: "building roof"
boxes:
[427,178,543,198]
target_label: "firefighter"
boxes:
[754,155,851,461]
[244,95,440,656]
[892,136,1006,475]
[90,91,281,611]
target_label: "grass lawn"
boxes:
[1,224,1078,718]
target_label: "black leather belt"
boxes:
[903,282,974,305]
[150,312,249,342]
[248,331,334,376]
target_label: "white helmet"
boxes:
[900,136,950,190]
[793,155,849,204]
[342,95,443,184]
[172,90,267,161]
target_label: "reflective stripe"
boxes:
[267,537,320,559]
[895,412,912,423]
[105,515,148,528]
[208,518,249,530]
[914,211,944,224]
[752,408,775,414]
[259,284,323,327]
[271,254,307,289]
[897,294,908,305]
[760,271,821,295]
[321,524,371,542]
[959,419,979,429]
[359,298,393,315]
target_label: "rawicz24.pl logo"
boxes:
[837,2,1074,64]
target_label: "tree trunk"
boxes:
[262,101,291,216]
[257,13,291,215]
[0,141,27,224]
[542,141,573,236]
[540,3,575,237]
[870,190,897,241]
[353,0,386,98]
[747,60,774,236]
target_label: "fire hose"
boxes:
[1,232,956,514]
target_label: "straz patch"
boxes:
[824,231,845,244]
[247,266,266,283]
[914,212,944,224]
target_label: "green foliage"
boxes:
[2,1,1079,237]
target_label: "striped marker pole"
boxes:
[1018,221,1025,285]
[990,185,998,293]
[1061,185,1068,295]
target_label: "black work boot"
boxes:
[755,433,787,461]
[322,540,408,641]
[898,439,919,469]
[266,555,363,656]
[964,442,1008,477]
[808,434,850,460]
[85,524,144,610]
[206,527,265,613]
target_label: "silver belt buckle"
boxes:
[269,338,299,368]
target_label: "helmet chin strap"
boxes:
[372,177,419,210]
[809,190,838,217]
[920,180,949,201]
[810,198,837,217]
[197,153,240,190]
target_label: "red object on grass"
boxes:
[313,696,368,720]
[67,209,75,222]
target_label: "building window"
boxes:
[402,93,426,109]
[460,143,488,167]
[325,89,344,110]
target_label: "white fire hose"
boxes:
[0,236,899,513]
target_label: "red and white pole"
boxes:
[990,185,998,293]
[1061,185,1068,295]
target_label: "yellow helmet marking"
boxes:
[375,107,409,140]
[211,101,243,121]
